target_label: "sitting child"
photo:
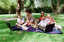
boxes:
[38,11,45,21]
[48,16,55,24]
[16,15,28,30]
[49,16,62,30]
[46,14,51,21]
[31,19,38,29]
[16,15,25,27]
[38,17,48,31]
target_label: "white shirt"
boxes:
[17,17,24,23]
[38,20,48,27]
[45,18,50,21]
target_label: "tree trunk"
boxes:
[31,0,35,12]
[9,9,11,14]
[51,0,57,15]
[21,0,24,9]
[60,5,64,13]
[51,0,64,15]
[16,0,21,16]
[56,0,61,15]
[56,0,64,15]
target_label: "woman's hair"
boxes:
[26,9,31,14]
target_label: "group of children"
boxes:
[16,9,62,30]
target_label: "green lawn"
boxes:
[0,13,64,42]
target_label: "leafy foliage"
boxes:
[24,0,31,7]
[0,0,17,14]
[0,0,64,14]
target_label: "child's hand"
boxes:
[27,23,31,25]
[26,19,29,22]
[35,19,39,22]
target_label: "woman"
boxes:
[25,9,34,25]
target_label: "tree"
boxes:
[51,0,57,15]
[51,0,64,15]
[16,0,21,16]
[21,0,24,9]
[0,0,17,14]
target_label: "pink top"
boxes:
[49,19,55,24]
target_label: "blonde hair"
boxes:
[50,16,54,20]
[47,14,51,18]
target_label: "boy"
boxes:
[38,11,45,21]
[16,15,24,27]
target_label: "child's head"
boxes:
[18,15,22,19]
[47,14,51,18]
[41,11,44,16]
[26,9,31,16]
[42,17,45,20]
[50,16,54,20]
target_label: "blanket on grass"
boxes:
[13,26,63,34]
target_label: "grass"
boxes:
[0,13,64,42]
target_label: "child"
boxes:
[48,16,55,24]
[49,16,62,30]
[38,17,48,31]
[25,9,34,26]
[16,15,25,27]
[38,11,45,21]
[46,14,51,21]
[31,19,38,29]
[16,15,28,30]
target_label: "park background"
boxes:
[0,0,64,42]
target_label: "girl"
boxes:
[48,16,55,24]
[46,14,51,21]
[38,17,48,27]
[49,16,62,30]
[38,17,48,31]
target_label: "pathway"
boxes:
[0,18,17,21]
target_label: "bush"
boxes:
[10,5,16,14]
[34,8,43,13]
[62,8,64,13]
[0,5,16,14]
[42,7,52,13]
[0,8,9,14]
[34,7,52,13]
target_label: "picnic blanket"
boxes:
[13,26,63,34]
